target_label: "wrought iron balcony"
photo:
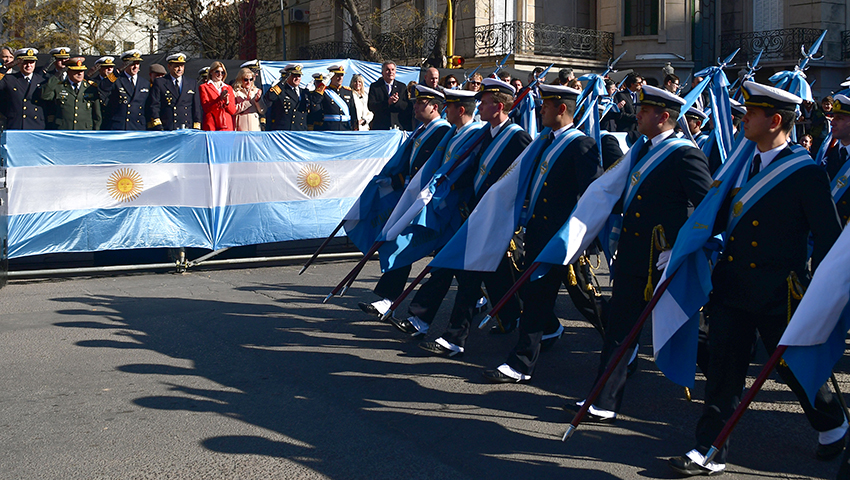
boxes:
[720,28,838,64]
[475,21,613,61]
[297,27,439,61]
[843,30,850,61]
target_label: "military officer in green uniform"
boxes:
[40,57,101,130]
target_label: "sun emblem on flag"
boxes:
[297,163,329,197]
[107,168,144,202]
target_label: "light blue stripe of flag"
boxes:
[780,226,850,404]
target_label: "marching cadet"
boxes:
[820,95,850,186]
[264,63,312,131]
[357,85,452,318]
[0,48,47,129]
[577,85,712,422]
[684,106,709,149]
[40,57,101,130]
[99,49,151,131]
[312,64,358,131]
[390,80,531,358]
[669,81,847,476]
[148,53,202,130]
[480,83,614,381]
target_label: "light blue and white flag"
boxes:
[780,226,850,403]
[652,137,755,387]
[5,130,405,258]
[515,93,538,137]
[427,128,552,272]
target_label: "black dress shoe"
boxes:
[419,340,463,358]
[481,368,529,384]
[488,319,517,335]
[358,302,381,318]
[668,455,724,477]
[561,404,617,424]
[817,438,845,460]
[390,316,424,337]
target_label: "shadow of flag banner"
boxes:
[2,129,404,258]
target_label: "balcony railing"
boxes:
[475,21,613,61]
[843,30,850,61]
[720,28,838,64]
[297,27,439,62]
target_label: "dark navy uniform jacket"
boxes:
[462,120,532,210]
[99,72,151,130]
[149,75,202,130]
[711,146,842,315]
[617,133,713,277]
[264,82,311,131]
[0,71,47,129]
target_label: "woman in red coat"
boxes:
[199,61,236,131]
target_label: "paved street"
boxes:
[0,256,846,479]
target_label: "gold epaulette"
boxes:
[0,72,4,81]
[193,122,201,129]
[270,85,281,95]
[149,118,162,127]
[342,86,352,91]
[106,73,117,83]
[88,80,96,86]
[315,84,326,95]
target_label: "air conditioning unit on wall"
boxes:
[289,8,309,23]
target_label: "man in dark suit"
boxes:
[580,85,713,421]
[264,63,312,131]
[367,61,410,130]
[390,79,531,357]
[148,53,201,130]
[615,73,642,144]
[311,64,357,131]
[99,50,151,131]
[357,85,451,318]
[669,81,847,476]
[480,83,614,382]
[0,48,47,130]
[40,57,101,130]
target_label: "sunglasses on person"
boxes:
[448,80,457,85]
[211,70,224,75]
[243,77,254,81]
[468,81,481,85]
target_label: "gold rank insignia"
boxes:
[631,171,641,186]
[540,160,548,175]
[838,176,847,189]
[732,201,743,217]
[730,187,741,197]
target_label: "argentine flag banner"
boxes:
[3,129,404,258]
[427,128,552,272]
[651,137,755,387]
[780,226,850,404]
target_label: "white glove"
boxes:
[656,249,671,271]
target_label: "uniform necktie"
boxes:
[73,83,79,94]
[748,154,762,181]
[636,140,650,160]
[174,77,180,94]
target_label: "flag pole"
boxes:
[478,262,541,330]
[562,275,674,441]
[703,345,786,464]
[299,220,345,275]
[323,240,384,303]
[380,266,432,322]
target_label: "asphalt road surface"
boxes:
[1,256,847,479]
